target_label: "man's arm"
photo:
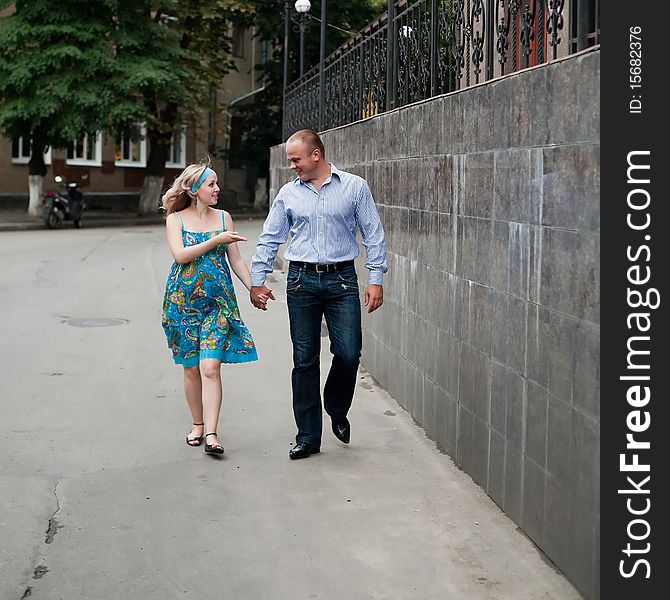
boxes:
[250,193,290,310]
[355,181,388,312]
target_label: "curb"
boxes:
[0,212,268,233]
[0,218,164,232]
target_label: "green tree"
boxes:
[113,0,255,214]
[228,0,386,205]
[0,0,255,216]
[0,0,136,215]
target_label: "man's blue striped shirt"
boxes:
[250,164,388,286]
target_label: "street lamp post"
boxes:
[282,1,290,140]
[318,0,327,131]
[295,0,311,79]
[283,1,290,93]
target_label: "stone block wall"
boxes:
[270,49,600,599]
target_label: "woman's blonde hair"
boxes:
[161,161,214,214]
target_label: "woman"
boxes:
[161,162,258,455]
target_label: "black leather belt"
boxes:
[291,260,354,273]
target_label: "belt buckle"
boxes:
[316,264,327,273]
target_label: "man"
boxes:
[250,129,387,460]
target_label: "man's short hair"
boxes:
[288,129,325,159]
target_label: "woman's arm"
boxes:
[166,213,246,264]
[224,212,252,291]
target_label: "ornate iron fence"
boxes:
[283,0,599,138]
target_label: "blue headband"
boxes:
[191,167,214,193]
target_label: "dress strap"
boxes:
[221,210,226,231]
[176,212,185,229]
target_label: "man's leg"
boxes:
[286,267,324,447]
[323,267,362,423]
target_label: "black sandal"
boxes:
[204,432,224,455]
[186,422,204,447]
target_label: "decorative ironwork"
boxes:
[283,0,595,137]
[496,0,512,71]
[520,1,535,65]
[547,0,565,59]
[395,1,433,107]
[436,0,453,94]
[470,0,486,80]
[368,33,387,114]
[451,0,466,85]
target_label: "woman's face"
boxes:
[196,172,220,205]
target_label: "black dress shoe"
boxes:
[331,417,350,444]
[289,442,320,460]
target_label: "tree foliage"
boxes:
[0,0,256,141]
[110,1,254,138]
[0,0,255,211]
[0,0,126,173]
[117,1,256,213]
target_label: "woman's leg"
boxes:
[200,358,223,449]
[183,365,204,442]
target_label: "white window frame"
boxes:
[165,129,186,169]
[11,137,52,165]
[115,124,147,167]
[66,132,102,167]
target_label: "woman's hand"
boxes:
[216,231,247,245]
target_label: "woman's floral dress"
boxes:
[162,210,257,367]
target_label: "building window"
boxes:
[67,132,102,166]
[115,124,146,167]
[232,24,245,58]
[11,137,52,165]
[165,129,186,168]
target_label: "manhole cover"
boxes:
[66,318,128,328]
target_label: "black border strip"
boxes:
[601,4,668,597]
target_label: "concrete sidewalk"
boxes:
[0,223,583,599]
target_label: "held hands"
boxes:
[250,285,276,311]
[216,231,247,245]
[364,284,384,313]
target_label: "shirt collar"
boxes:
[292,162,341,186]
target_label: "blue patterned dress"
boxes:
[162,210,258,367]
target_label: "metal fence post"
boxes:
[430,0,438,97]
[359,40,365,120]
[576,0,590,50]
[385,0,396,110]
[485,0,494,80]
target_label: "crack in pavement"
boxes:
[20,478,63,599]
[32,566,48,579]
[45,479,62,544]
[80,234,114,262]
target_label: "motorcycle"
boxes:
[42,175,87,229]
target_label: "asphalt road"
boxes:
[0,221,582,600]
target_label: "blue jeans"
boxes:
[286,262,362,447]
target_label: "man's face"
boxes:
[286,140,318,181]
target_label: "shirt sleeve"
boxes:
[355,180,388,285]
[250,191,290,286]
